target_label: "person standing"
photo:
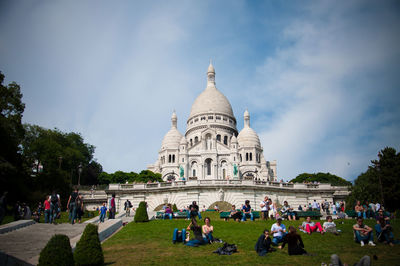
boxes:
[110,194,116,219]
[260,196,269,221]
[124,199,132,217]
[271,218,287,246]
[76,194,83,223]
[67,187,79,225]
[99,203,107,223]
[49,191,59,224]
[44,196,51,223]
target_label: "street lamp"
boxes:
[78,163,82,187]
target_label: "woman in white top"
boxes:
[202,217,214,243]
[323,215,339,235]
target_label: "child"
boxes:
[99,203,107,223]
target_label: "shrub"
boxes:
[134,201,149,222]
[172,204,178,212]
[38,234,74,266]
[74,223,104,266]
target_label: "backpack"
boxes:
[213,243,237,255]
[51,194,58,204]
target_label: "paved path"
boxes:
[0,223,86,264]
[0,215,133,265]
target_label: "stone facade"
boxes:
[98,180,350,214]
[147,63,277,181]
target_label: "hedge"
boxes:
[134,201,149,222]
[38,234,74,266]
[74,223,104,266]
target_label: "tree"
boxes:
[134,201,149,222]
[38,234,74,266]
[74,224,104,266]
[290,172,352,186]
[21,124,102,205]
[97,170,161,185]
[0,71,28,203]
[348,147,400,212]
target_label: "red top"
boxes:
[44,199,50,210]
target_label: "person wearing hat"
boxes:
[271,217,287,246]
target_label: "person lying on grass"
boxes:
[353,217,376,247]
[185,217,207,247]
[300,216,324,235]
[255,229,274,256]
[323,216,339,235]
[278,226,307,255]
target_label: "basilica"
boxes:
[147,63,277,181]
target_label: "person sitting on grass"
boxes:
[228,205,242,222]
[375,217,395,246]
[330,254,371,266]
[271,217,287,246]
[163,204,173,220]
[278,226,307,255]
[300,216,324,235]
[353,217,376,247]
[375,208,390,222]
[202,217,214,243]
[185,217,207,247]
[242,200,254,221]
[255,229,273,256]
[323,216,339,235]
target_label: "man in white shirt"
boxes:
[259,196,269,220]
[270,218,286,246]
[312,200,318,210]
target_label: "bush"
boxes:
[74,223,104,266]
[172,204,178,212]
[134,201,149,222]
[38,234,74,266]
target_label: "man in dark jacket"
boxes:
[255,229,273,256]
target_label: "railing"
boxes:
[106,180,341,191]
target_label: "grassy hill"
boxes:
[102,212,400,265]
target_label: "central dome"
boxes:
[189,87,234,118]
[188,63,235,119]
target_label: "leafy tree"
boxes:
[290,172,352,186]
[98,170,161,184]
[21,124,101,205]
[0,71,29,203]
[347,147,400,211]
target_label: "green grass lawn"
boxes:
[102,212,400,265]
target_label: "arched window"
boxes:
[168,155,171,163]
[223,136,228,145]
[246,153,249,161]
[191,161,198,177]
[216,134,221,142]
[172,154,175,163]
[190,139,193,146]
[205,158,212,176]
[250,153,252,161]
[240,154,242,162]
[195,136,199,143]
[193,169,196,177]
[206,134,212,150]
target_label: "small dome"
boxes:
[180,136,188,145]
[237,127,261,148]
[161,128,183,149]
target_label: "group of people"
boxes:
[355,200,384,219]
[299,199,346,216]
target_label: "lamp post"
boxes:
[78,163,82,188]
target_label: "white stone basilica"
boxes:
[148,63,277,181]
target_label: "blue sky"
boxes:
[1,1,399,181]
